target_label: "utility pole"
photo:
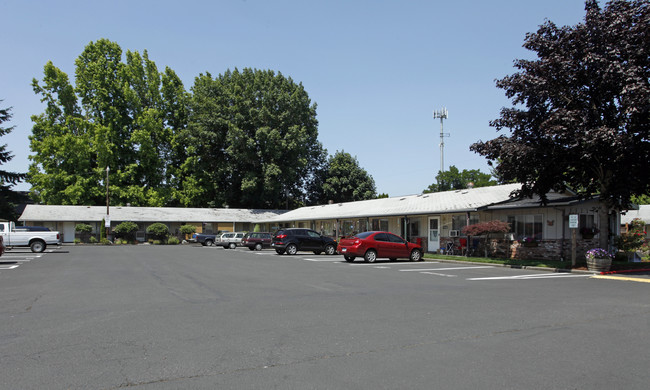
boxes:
[433,107,449,179]
[106,166,110,239]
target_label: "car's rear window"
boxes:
[355,231,374,239]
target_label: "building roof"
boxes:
[262,183,523,223]
[621,205,650,225]
[19,205,286,223]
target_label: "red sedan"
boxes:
[337,231,423,263]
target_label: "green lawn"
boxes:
[422,253,650,271]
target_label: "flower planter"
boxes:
[586,257,612,272]
[581,233,594,240]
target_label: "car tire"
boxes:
[30,240,46,253]
[286,244,298,255]
[255,243,263,251]
[344,255,356,262]
[410,249,422,262]
[324,244,336,255]
[364,249,377,263]
[248,246,255,251]
[275,249,285,255]
[229,242,236,249]
[313,251,321,255]
[205,240,213,246]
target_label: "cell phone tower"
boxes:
[433,107,449,175]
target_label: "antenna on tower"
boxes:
[433,107,449,176]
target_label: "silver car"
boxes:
[219,232,246,249]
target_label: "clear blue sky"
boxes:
[1,0,588,197]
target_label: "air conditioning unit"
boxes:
[449,230,460,237]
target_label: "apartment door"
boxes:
[428,217,440,253]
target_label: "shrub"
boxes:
[615,218,646,252]
[100,238,111,245]
[146,223,169,241]
[167,236,180,245]
[114,221,139,242]
[100,219,106,241]
[75,223,93,242]
[179,225,197,235]
[74,238,81,244]
[89,236,98,244]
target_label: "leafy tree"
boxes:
[309,151,376,204]
[470,0,649,248]
[423,165,496,193]
[28,39,188,206]
[0,102,27,221]
[182,68,326,209]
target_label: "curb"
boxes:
[425,258,596,274]
[599,268,650,275]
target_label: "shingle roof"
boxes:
[19,205,286,223]
[262,183,523,222]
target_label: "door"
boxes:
[428,217,440,253]
[63,222,76,243]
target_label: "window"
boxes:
[507,215,543,240]
[400,218,420,239]
[452,214,479,231]
[371,219,389,231]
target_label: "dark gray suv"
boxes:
[272,228,337,255]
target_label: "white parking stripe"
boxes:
[420,271,458,277]
[468,274,591,281]
[0,265,19,270]
[400,266,494,272]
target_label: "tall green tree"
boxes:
[309,151,377,204]
[470,0,649,248]
[0,102,27,220]
[423,165,496,193]
[182,68,326,209]
[28,39,188,206]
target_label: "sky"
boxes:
[1,0,589,198]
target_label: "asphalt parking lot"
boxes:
[1,244,649,389]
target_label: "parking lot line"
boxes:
[0,265,19,270]
[420,271,458,277]
[400,266,494,272]
[467,274,591,281]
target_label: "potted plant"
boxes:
[585,248,613,272]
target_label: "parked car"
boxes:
[272,228,337,255]
[0,221,61,253]
[194,232,218,246]
[13,225,51,231]
[337,231,423,263]
[219,232,246,249]
[241,232,272,251]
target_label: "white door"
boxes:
[428,217,440,253]
[63,222,76,243]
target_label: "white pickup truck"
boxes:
[0,222,61,253]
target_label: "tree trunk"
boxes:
[598,201,610,249]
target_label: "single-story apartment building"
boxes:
[18,184,625,260]
[18,205,286,243]
[260,183,622,261]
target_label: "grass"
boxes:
[422,253,650,271]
